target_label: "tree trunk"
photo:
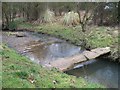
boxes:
[98,3,106,26]
[5,14,9,26]
[118,2,120,24]
[99,12,103,26]
[81,23,86,32]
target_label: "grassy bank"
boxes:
[17,22,119,62]
[1,44,104,88]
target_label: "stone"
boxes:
[82,51,100,60]
[91,47,110,55]
[16,32,26,37]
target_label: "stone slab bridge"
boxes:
[48,47,110,72]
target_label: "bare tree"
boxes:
[76,2,100,32]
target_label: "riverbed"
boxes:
[2,31,119,88]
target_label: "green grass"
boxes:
[18,22,35,30]
[35,23,85,45]
[1,44,104,88]
[17,22,117,48]
[86,27,116,48]
[0,53,2,90]
[38,24,117,48]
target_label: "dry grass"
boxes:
[62,11,80,26]
[43,9,55,23]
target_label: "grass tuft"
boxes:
[62,11,80,26]
[43,9,55,23]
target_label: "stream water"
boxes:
[2,31,119,88]
[66,59,119,88]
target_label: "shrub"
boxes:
[8,21,17,30]
[62,11,80,26]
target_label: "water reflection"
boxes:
[26,42,82,64]
[49,43,81,57]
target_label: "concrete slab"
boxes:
[50,47,110,71]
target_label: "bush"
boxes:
[62,11,80,26]
[8,21,17,30]
[43,9,55,23]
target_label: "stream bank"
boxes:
[1,31,119,88]
[2,45,103,88]
[17,22,119,62]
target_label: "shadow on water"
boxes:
[66,59,119,88]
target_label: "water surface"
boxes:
[66,59,119,88]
